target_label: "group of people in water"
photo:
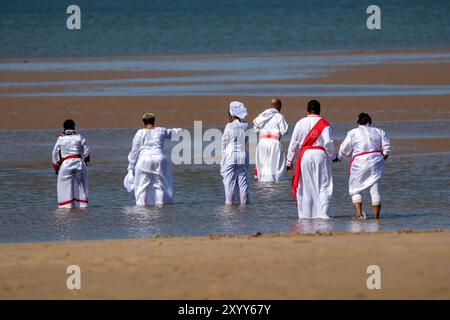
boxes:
[51,98,391,220]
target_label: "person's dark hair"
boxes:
[63,119,75,130]
[142,113,155,125]
[307,100,321,115]
[357,112,372,125]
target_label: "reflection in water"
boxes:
[215,204,248,232]
[290,219,333,234]
[122,205,165,237]
[349,220,381,233]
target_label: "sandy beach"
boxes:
[0,230,448,299]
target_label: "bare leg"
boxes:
[372,204,381,220]
[353,202,363,219]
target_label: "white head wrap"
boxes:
[229,101,247,120]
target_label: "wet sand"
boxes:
[0,230,448,299]
[1,95,449,130]
[1,49,449,130]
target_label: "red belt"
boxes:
[53,154,82,171]
[302,146,326,152]
[348,150,382,176]
[61,154,82,162]
[260,134,279,140]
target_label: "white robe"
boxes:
[221,119,250,204]
[287,115,335,219]
[126,127,181,206]
[52,131,90,209]
[338,125,391,195]
[253,108,289,182]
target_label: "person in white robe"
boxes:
[125,113,182,206]
[52,119,90,209]
[221,101,250,204]
[335,113,391,219]
[253,98,289,182]
[286,100,335,219]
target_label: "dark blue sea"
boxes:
[0,0,449,59]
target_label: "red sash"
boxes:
[348,150,382,176]
[290,118,329,199]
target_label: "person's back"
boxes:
[292,115,334,153]
[345,125,387,156]
[126,113,182,206]
[221,101,250,205]
[286,100,334,219]
[221,119,249,168]
[52,120,90,209]
[253,98,289,182]
[337,113,391,219]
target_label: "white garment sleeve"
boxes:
[164,128,183,139]
[52,137,61,165]
[286,122,302,166]
[81,135,91,159]
[278,115,289,137]
[127,130,142,172]
[380,129,392,156]
[338,131,353,159]
[322,126,335,158]
[221,124,231,168]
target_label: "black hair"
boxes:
[143,115,155,125]
[357,113,372,125]
[307,100,321,115]
[63,119,75,130]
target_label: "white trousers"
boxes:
[296,150,333,219]
[57,159,88,209]
[221,164,249,204]
[351,181,381,205]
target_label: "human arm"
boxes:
[380,129,391,160]
[51,137,61,174]
[337,131,353,161]
[286,122,302,171]
[127,130,143,172]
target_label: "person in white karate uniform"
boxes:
[286,100,335,219]
[221,101,250,204]
[52,119,90,209]
[335,113,391,219]
[125,113,182,206]
[253,98,289,182]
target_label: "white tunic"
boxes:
[127,127,181,206]
[338,125,391,195]
[52,130,90,209]
[287,115,335,219]
[221,119,250,204]
[253,108,289,182]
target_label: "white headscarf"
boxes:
[229,101,247,120]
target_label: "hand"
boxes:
[332,157,340,163]
[383,154,388,161]
[286,164,293,173]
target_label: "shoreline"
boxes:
[1,229,448,299]
[1,47,450,64]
